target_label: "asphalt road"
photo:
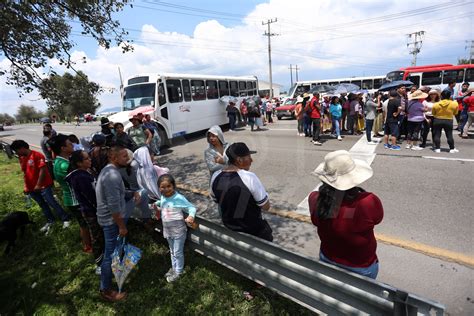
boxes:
[1,120,473,314]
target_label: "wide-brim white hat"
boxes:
[312,150,373,191]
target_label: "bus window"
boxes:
[466,68,474,82]
[218,80,229,96]
[239,81,247,96]
[443,70,464,83]
[407,75,420,87]
[321,82,329,85]
[191,80,206,101]
[362,79,373,89]
[206,80,218,99]
[247,81,254,96]
[373,78,382,89]
[252,81,257,95]
[421,71,442,85]
[340,80,350,84]
[158,83,166,106]
[350,80,362,87]
[182,79,191,102]
[166,80,183,103]
[230,81,239,97]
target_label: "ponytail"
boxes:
[315,183,365,220]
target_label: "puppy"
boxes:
[0,211,34,254]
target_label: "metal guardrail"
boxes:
[187,217,445,315]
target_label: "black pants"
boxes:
[407,121,422,141]
[433,118,454,150]
[365,119,374,142]
[421,116,433,147]
[254,220,273,242]
[312,118,321,141]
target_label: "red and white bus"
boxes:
[384,64,474,90]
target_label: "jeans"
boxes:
[312,118,321,141]
[433,118,455,150]
[332,117,341,137]
[303,115,312,136]
[228,114,236,130]
[29,186,70,223]
[83,214,104,266]
[365,119,374,142]
[167,233,187,274]
[462,112,473,136]
[319,252,379,279]
[347,114,356,134]
[297,119,304,134]
[100,224,119,291]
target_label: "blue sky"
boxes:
[1,0,473,115]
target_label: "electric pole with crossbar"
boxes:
[263,18,278,98]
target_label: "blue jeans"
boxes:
[166,233,187,274]
[319,252,379,279]
[365,119,374,142]
[303,115,312,136]
[228,114,236,130]
[332,117,341,137]
[29,186,70,223]
[100,224,119,291]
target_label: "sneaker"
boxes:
[405,144,412,149]
[100,289,127,302]
[166,271,182,283]
[95,266,102,275]
[40,222,53,232]
[383,143,391,149]
[449,148,459,153]
[164,268,174,278]
[368,141,378,145]
[411,146,423,151]
[337,136,342,141]
[313,141,322,146]
[434,149,441,153]
[390,145,401,151]
[62,221,71,229]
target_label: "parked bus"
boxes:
[108,73,258,145]
[384,63,474,90]
[286,75,385,98]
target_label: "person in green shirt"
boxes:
[127,114,152,149]
[49,134,92,253]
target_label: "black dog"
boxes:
[0,211,34,254]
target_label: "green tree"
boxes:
[0,1,132,94]
[39,71,101,118]
[0,113,16,125]
[458,58,473,65]
[15,105,44,123]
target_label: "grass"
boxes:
[0,153,314,315]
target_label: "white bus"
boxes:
[108,73,258,145]
[286,75,385,98]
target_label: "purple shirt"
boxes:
[407,100,425,122]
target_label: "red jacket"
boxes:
[308,96,321,119]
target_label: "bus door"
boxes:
[164,79,188,136]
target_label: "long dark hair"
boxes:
[316,183,365,220]
[68,150,86,173]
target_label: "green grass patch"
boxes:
[0,153,314,315]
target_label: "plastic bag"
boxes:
[111,237,142,293]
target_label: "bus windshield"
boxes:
[123,83,156,110]
[287,83,297,98]
[385,71,404,83]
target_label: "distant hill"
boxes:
[97,106,122,114]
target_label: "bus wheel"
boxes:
[156,125,169,148]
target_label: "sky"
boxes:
[1,0,473,115]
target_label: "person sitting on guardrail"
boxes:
[210,142,273,242]
[10,140,71,233]
[309,150,383,279]
[204,125,229,177]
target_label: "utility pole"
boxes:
[465,40,474,64]
[295,64,299,82]
[406,31,425,66]
[263,18,278,98]
[289,64,293,87]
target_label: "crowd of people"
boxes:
[288,81,473,151]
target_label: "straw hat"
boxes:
[303,92,310,98]
[408,90,428,100]
[312,150,373,191]
[428,89,440,96]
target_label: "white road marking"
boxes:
[295,135,379,215]
[422,156,474,162]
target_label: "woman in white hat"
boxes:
[309,150,383,279]
[406,90,428,150]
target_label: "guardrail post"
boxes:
[393,290,417,316]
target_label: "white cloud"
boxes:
[1,0,471,114]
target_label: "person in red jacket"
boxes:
[309,150,383,279]
[305,92,323,145]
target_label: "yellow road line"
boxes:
[176,183,474,269]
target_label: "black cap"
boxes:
[226,142,257,161]
[100,117,110,126]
